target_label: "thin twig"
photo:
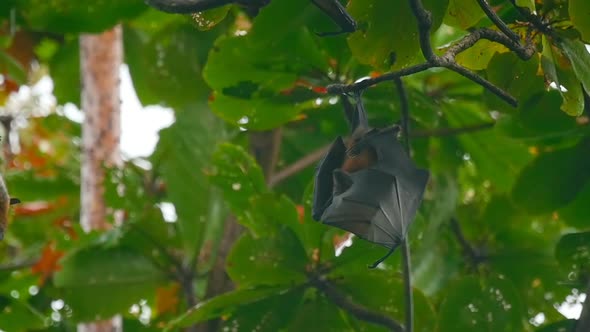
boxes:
[268,122,495,187]
[0,259,38,271]
[411,122,495,137]
[311,276,404,332]
[449,217,483,266]
[268,144,330,188]
[395,77,413,332]
[476,0,520,42]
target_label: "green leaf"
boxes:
[332,271,436,332]
[6,170,79,202]
[48,39,80,105]
[485,52,545,111]
[438,276,524,332]
[167,285,296,328]
[226,229,308,288]
[203,27,328,129]
[496,91,581,141]
[287,291,352,332]
[219,286,304,332]
[511,139,590,214]
[569,0,590,42]
[209,143,269,231]
[560,181,590,228]
[153,108,224,256]
[0,296,47,331]
[191,5,231,31]
[347,0,449,70]
[559,38,590,96]
[555,232,590,282]
[456,39,508,70]
[124,24,217,108]
[53,245,165,321]
[443,101,533,192]
[0,50,26,84]
[18,0,146,33]
[443,0,485,29]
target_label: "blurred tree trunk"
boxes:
[78,25,123,332]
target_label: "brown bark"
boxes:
[78,25,123,332]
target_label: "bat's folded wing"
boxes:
[312,137,346,221]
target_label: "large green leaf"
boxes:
[511,139,590,214]
[555,232,590,284]
[0,296,47,331]
[559,38,590,96]
[443,0,485,29]
[560,181,590,228]
[569,0,590,42]
[203,27,329,130]
[438,275,525,332]
[48,39,81,106]
[124,23,216,108]
[18,0,146,33]
[152,108,224,262]
[443,101,532,192]
[209,142,269,233]
[347,0,449,70]
[226,229,308,288]
[287,291,352,332]
[496,91,582,141]
[167,285,298,328]
[485,52,545,111]
[53,245,165,321]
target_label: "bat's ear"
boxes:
[332,169,353,195]
[9,198,20,205]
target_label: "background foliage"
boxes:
[0,0,590,331]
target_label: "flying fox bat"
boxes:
[312,92,429,268]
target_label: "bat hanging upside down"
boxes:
[312,91,429,268]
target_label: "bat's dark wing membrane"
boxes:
[368,128,430,237]
[312,137,347,221]
[320,169,403,249]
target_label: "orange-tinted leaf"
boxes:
[296,205,305,224]
[31,242,64,285]
[53,216,78,239]
[14,201,56,216]
[312,86,327,94]
[156,283,181,315]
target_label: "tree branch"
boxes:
[476,0,520,42]
[144,0,235,13]
[449,217,484,266]
[0,259,38,271]
[311,276,404,332]
[329,0,541,107]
